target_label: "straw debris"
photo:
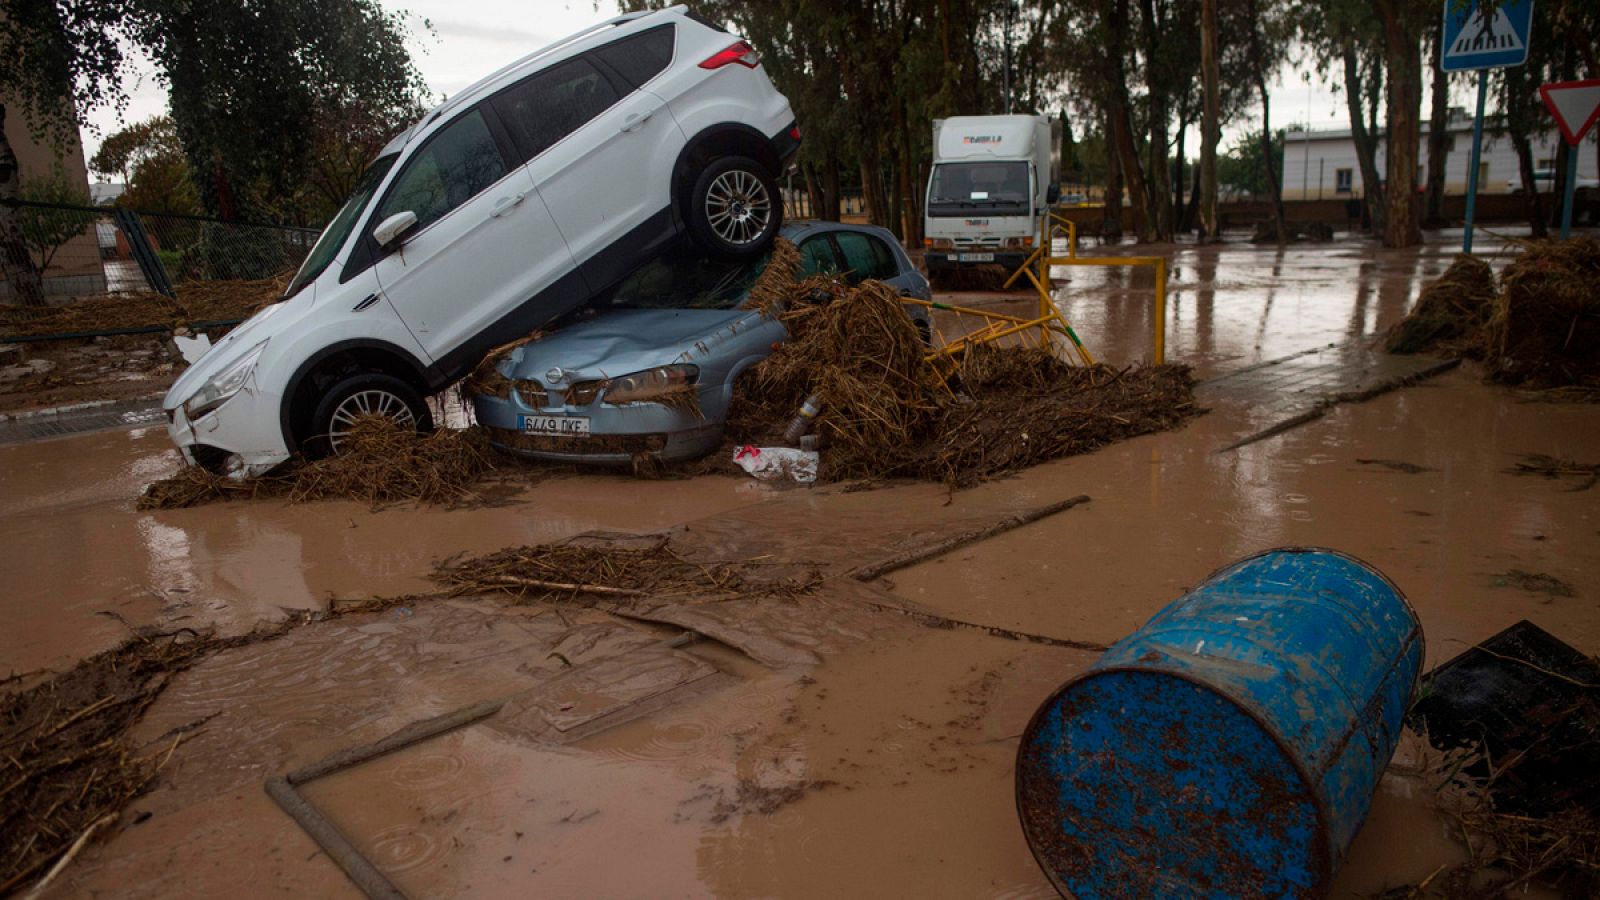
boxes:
[1504,453,1600,492]
[0,623,297,894]
[138,418,497,510]
[1385,254,1497,355]
[723,277,1198,486]
[1485,237,1600,389]
[1393,740,1600,898]
[1386,239,1600,393]
[0,276,286,339]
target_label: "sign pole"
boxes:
[1463,70,1489,254]
[1560,147,1578,239]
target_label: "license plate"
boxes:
[520,415,590,437]
[958,252,995,262]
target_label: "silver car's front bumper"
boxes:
[473,390,727,464]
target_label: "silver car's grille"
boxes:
[513,380,549,407]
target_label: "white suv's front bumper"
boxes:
[165,383,293,478]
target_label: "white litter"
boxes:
[732,444,818,484]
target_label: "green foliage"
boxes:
[17,166,91,269]
[137,0,431,224]
[90,116,201,215]
[0,0,151,148]
[1218,130,1285,198]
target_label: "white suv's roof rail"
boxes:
[413,5,686,143]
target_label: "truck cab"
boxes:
[923,114,1058,277]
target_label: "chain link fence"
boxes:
[0,199,318,304]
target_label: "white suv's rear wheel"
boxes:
[308,372,433,458]
[687,156,781,259]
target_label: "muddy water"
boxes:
[939,231,1532,379]
[0,430,769,673]
[10,235,1600,898]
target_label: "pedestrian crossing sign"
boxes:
[1442,0,1534,72]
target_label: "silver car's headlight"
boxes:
[183,340,267,420]
[593,364,700,405]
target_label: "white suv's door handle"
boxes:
[491,192,527,218]
[620,109,657,134]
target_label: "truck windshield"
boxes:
[285,154,398,298]
[927,161,1031,217]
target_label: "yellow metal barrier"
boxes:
[1002,212,1169,365]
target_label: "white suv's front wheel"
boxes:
[687,156,781,259]
[308,372,434,458]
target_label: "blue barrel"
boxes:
[1015,548,1423,899]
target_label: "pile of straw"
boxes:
[431,537,759,603]
[138,418,496,510]
[1385,255,1498,355]
[724,279,1199,485]
[1485,237,1600,389]
[0,276,286,339]
[1387,239,1600,392]
[0,624,294,894]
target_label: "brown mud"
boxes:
[4,233,1600,898]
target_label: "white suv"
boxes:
[162,5,799,475]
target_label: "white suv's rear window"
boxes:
[593,24,674,89]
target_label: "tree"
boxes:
[1297,0,1387,233]
[1369,0,1428,247]
[1198,0,1222,240]
[138,0,429,224]
[18,165,90,271]
[89,115,201,214]
[0,0,149,303]
[1245,0,1288,244]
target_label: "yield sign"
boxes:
[1538,79,1600,146]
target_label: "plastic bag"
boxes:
[732,444,818,483]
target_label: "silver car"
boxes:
[471,222,932,463]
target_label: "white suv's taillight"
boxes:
[699,41,760,70]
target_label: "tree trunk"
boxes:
[1104,0,1154,242]
[1199,0,1221,241]
[1139,0,1173,241]
[1373,0,1423,248]
[1102,110,1125,241]
[1245,0,1286,245]
[822,153,842,222]
[0,108,47,307]
[1510,130,1548,237]
[1342,42,1385,234]
[1424,26,1450,228]
[803,161,824,219]
[1173,114,1188,232]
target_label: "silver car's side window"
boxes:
[797,237,838,277]
[375,109,507,231]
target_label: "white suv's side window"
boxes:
[493,57,624,162]
[376,108,507,230]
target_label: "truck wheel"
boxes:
[307,372,432,458]
[687,156,781,259]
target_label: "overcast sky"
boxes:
[82,0,1440,172]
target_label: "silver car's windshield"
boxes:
[603,251,770,310]
[285,154,398,298]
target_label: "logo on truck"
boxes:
[962,135,1003,144]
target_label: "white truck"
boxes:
[923,114,1059,277]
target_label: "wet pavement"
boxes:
[4,232,1599,898]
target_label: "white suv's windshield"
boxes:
[286,154,398,298]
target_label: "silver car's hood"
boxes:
[504,308,755,380]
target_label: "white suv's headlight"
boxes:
[183,340,268,420]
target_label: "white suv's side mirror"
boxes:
[373,211,419,248]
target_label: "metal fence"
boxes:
[0,199,319,303]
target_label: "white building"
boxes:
[1280,111,1600,201]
